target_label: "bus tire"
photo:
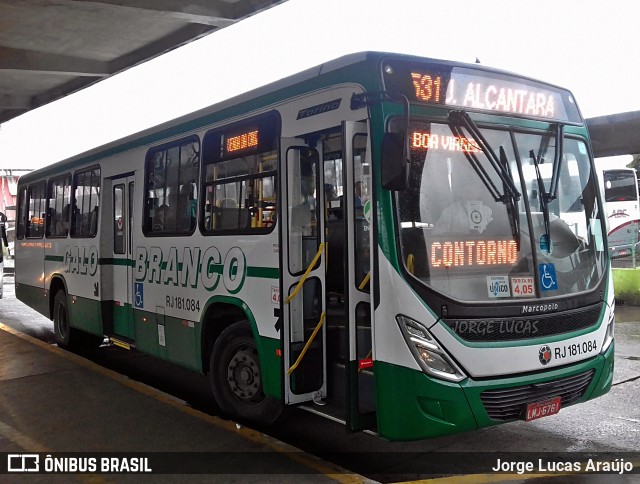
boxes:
[209,321,283,424]
[53,290,73,349]
[53,290,103,350]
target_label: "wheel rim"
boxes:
[226,344,263,404]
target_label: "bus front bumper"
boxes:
[375,342,614,441]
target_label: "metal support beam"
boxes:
[0,0,288,125]
[0,46,109,77]
[587,111,640,158]
[107,23,216,73]
[33,0,238,27]
[0,93,31,109]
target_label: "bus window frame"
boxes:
[70,165,101,239]
[142,135,200,237]
[25,181,47,239]
[16,185,28,240]
[46,172,72,239]
[200,111,280,236]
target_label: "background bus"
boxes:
[603,168,640,259]
[15,52,614,441]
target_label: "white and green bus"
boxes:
[15,52,614,440]
[602,168,640,259]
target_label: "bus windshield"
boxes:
[397,119,607,302]
[604,169,637,202]
[603,168,640,258]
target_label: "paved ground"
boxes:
[1,258,639,482]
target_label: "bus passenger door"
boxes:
[280,139,327,404]
[108,174,135,341]
[343,121,376,431]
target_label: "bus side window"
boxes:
[143,137,200,236]
[73,207,80,234]
[46,173,71,238]
[90,206,99,234]
[17,186,27,239]
[200,112,279,234]
[60,205,70,236]
[72,166,101,238]
[46,207,56,236]
[26,182,46,239]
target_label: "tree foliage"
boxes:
[629,154,640,170]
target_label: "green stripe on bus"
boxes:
[44,255,64,262]
[99,258,135,267]
[247,266,279,279]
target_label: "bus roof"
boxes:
[20,51,580,183]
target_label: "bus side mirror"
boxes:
[381,132,409,191]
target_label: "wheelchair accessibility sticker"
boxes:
[539,263,558,291]
[134,282,144,308]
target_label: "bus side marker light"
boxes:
[275,349,282,357]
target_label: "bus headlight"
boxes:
[397,315,466,382]
[600,306,615,354]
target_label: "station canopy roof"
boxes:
[586,111,640,158]
[0,0,286,125]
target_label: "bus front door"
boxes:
[281,140,327,405]
[343,121,376,431]
[108,174,135,342]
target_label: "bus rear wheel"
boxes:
[209,321,283,424]
[53,290,74,348]
[53,290,103,350]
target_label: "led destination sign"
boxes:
[225,129,258,154]
[411,71,559,119]
[431,239,518,268]
[383,60,581,123]
[411,130,480,153]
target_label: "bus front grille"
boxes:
[480,370,595,421]
[442,303,602,342]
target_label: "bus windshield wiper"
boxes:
[533,122,565,203]
[448,110,521,245]
[546,123,565,202]
[448,110,521,202]
[500,145,521,248]
[530,123,564,253]
[530,149,551,253]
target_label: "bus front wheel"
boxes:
[209,321,283,424]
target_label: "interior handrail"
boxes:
[285,242,325,305]
[287,311,326,375]
[358,271,371,290]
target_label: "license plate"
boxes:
[525,396,562,421]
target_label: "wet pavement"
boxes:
[1,258,639,482]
